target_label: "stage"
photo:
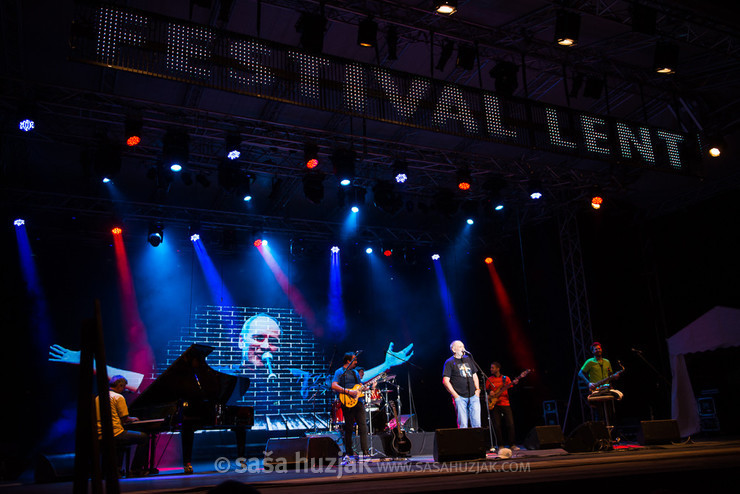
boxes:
[6,434,740,494]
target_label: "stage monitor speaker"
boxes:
[524,425,564,450]
[35,453,76,483]
[563,421,611,453]
[637,420,680,445]
[433,427,487,462]
[263,436,341,467]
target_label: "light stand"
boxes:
[465,351,497,452]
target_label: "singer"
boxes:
[442,340,482,428]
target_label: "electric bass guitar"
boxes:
[388,401,412,457]
[487,369,532,409]
[587,363,625,391]
[337,372,386,408]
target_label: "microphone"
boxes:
[462,349,472,355]
[355,350,363,356]
[631,347,642,354]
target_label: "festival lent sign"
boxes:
[71,4,701,171]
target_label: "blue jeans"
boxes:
[454,395,481,428]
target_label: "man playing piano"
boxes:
[96,376,149,477]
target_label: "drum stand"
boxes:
[364,392,386,458]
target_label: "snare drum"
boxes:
[331,400,344,425]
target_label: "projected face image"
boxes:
[238,314,281,367]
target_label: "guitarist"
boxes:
[485,362,518,451]
[331,352,370,459]
[579,341,620,422]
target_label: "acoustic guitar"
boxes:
[388,401,412,456]
[487,369,532,409]
[337,372,386,408]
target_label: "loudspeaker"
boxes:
[35,453,76,483]
[523,425,565,450]
[433,428,487,462]
[563,421,611,453]
[263,436,341,467]
[637,420,680,445]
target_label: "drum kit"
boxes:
[331,374,399,433]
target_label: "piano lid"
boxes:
[129,344,250,416]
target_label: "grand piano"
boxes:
[127,343,253,473]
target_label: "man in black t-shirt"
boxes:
[442,340,482,428]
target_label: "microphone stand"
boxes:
[464,352,497,452]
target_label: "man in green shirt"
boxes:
[579,341,613,391]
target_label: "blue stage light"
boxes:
[365,247,373,254]
[331,246,340,253]
[14,219,25,226]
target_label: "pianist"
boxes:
[96,375,149,476]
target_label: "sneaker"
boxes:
[183,463,194,475]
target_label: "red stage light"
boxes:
[458,181,471,191]
[591,196,603,209]
[306,158,319,169]
[126,135,141,147]
[254,239,263,247]
[485,257,493,264]
[383,249,392,257]
[111,227,122,235]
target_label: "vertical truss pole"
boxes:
[558,206,594,427]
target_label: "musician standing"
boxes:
[578,341,618,422]
[442,340,481,428]
[331,352,369,459]
[485,362,518,450]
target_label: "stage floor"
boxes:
[4,437,740,494]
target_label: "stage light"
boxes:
[332,148,355,186]
[591,196,603,210]
[125,115,143,147]
[366,247,373,254]
[14,219,25,226]
[383,249,392,257]
[489,61,519,96]
[495,203,504,211]
[456,44,476,71]
[84,137,122,182]
[19,119,35,132]
[392,160,409,184]
[436,40,454,71]
[530,191,542,200]
[190,233,200,242]
[17,103,37,132]
[147,224,164,247]
[331,246,340,253]
[102,177,112,184]
[304,142,319,169]
[707,136,725,158]
[431,253,440,261]
[654,41,678,74]
[457,168,472,191]
[112,227,122,235]
[163,129,189,172]
[435,1,457,15]
[467,218,474,225]
[351,206,359,213]
[485,257,493,264]
[303,171,325,204]
[225,132,241,160]
[555,10,580,47]
[254,239,263,247]
[296,12,327,53]
[357,17,377,47]
[528,179,543,200]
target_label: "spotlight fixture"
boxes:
[304,142,320,169]
[554,10,581,47]
[434,1,457,15]
[707,136,725,158]
[296,12,327,53]
[489,61,519,96]
[484,176,506,211]
[457,168,472,191]
[17,102,37,132]
[591,196,603,210]
[365,247,373,254]
[654,41,678,74]
[124,114,143,147]
[240,174,254,202]
[383,249,392,257]
[436,40,454,71]
[431,253,441,261]
[456,44,476,71]
[357,17,378,47]
[392,159,409,184]
[163,130,189,172]
[485,257,493,264]
[528,179,543,200]
[84,136,122,182]
[14,219,25,227]
[331,246,340,253]
[189,223,202,242]
[111,227,123,236]
[190,233,200,242]
[331,148,356,186]
[466,218,474,225]
[147,224,164,247]
[225,132,241,160]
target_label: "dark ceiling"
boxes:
[2,0,740,251]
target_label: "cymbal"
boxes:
[383,375,396,381]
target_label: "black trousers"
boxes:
[491,405,516,447]
[341,403,368,456]
[114,431,149,471]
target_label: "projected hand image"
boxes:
[384,342,414,368]
[48,343,144,392]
